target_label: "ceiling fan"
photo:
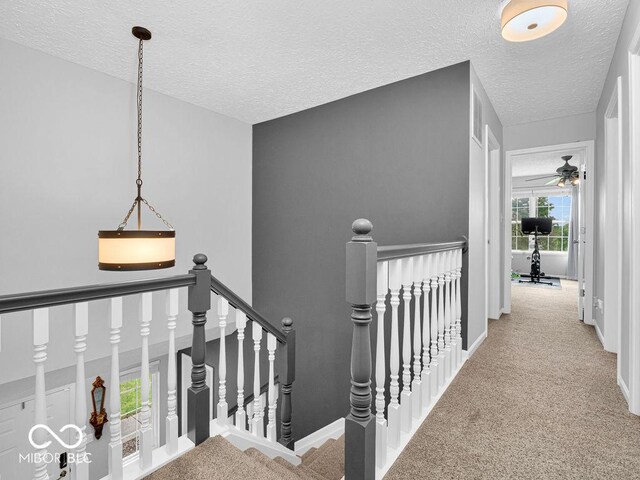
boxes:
[525,155,580,187]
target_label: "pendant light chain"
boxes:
[117,36,173,231]
[136,38,144,188]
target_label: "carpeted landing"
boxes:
[385,280,640,479]
[145,435,345,480]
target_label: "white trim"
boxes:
[505,141,595,325]
[463,331,487,359]
[627,24,640,416]
[485,124,502,323]
[294,417,344,456]
[595,321,605,347]
[603,77,623,355]
[503,144,512,314]
[619,374,631,403]
[212,422,301,465]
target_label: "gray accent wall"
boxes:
[252,61,472,439]
[595,0,640,389]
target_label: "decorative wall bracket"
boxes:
[90,376,108,439]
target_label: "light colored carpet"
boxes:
[145,434,344,479]
[385,280,640,479]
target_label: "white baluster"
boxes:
[456,249,463,366]
[444,251,453,380]
[437,253,446,388]
[252,322,264,437]
[429,254,440,398]
[108,298,123,480]
[420,254,432,413]
[74,303,89,479]
[32,308,49,480]
[400,256,413,433]
[375,261,388,469]
[411,256,423,421]
[387,259,401,449]
[449,252,458,373]
[266,333,277,441]
[236,312,248,430]
[139,292,153,470]
[246,401,254,432]
[217,298,229,424]
[165,289,179,454]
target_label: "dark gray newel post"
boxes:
[187,253,212,445]
[345,219,377,480]
[277,317,296,449]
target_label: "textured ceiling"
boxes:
[0,0,629,124]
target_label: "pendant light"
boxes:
[501,0,568,42]
[98,27,176,271]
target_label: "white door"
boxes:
[0,387,73,480]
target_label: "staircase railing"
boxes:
[0,253,296,480]
[345,219,467,480]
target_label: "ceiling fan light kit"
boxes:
[501,0,568,42]
[98,27,176,271]
[525,155,579,187]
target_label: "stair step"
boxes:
[245,448,301,479]
[273,457,328,480]
[301,446,318,463]
[305,435,345,480]
[146,435,285,480]
[302,439,336,466]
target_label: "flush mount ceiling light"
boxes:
[98,27,176,271]
[501,0,568,42]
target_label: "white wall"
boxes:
[0,38,253,385]
[511,251,568,278]
[468,64,503,347]
[595,1,640,398]
[504,112,596,152]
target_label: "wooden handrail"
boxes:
[0,271,289,346]
[377,238,467,261]
[210,274,287,344]
[0,274,196,314]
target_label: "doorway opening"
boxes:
[504,141,595,324]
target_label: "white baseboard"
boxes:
[294,418,344,456]
[595,322,605,348]
[463,331,487,359]
[618,374,630,404]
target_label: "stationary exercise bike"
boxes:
[518,217,554,286]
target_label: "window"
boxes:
[512,193,572,252]
[120,365,160,460]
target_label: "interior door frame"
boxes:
[603,77,623,355]
[484,124,502,322]
[626,25,640,415]
[504,141,595,324]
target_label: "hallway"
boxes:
[386,281,640,479]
